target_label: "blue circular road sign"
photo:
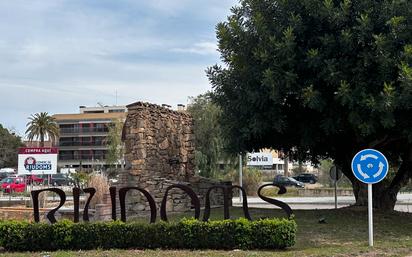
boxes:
[351,149,389,184]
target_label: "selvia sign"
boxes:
[247,152,273,166]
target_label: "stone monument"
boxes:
[118,102,230,217]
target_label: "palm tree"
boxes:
[25,112,59,147]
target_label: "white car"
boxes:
[0,168,16,174]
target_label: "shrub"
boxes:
[0,218,296,251]
[226,167,263,196]
[87,174,110,207]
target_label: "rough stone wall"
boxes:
[118,102,230,217]
[122,102,195,181]
[0,207,48,221]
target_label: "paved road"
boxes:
[2,193,412,212]
[232,193,412,212]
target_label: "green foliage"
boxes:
[226,167,263,195]
[25,112,59,147]
[0,125,23,167]
[187,93,236,178]
[317,159,351,188]
[105,119,124,172]
[208,0,412,207]
[0,218,296,251]
[71,171,89,188]
[209,0,412,158]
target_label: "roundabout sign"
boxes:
[351,149,389,184]
[351,148,389,247]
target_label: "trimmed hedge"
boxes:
[0,218,296,251]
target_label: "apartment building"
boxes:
[52,105,127,170]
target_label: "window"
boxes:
[84,110,104,113]
[108,109,125,113]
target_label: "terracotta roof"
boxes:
[52,112,126,121]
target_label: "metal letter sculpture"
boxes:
[118,186,157,223]
[109,186,117,220]
[73,187,96,222]
[203,185,251,221]
[160,184,201,221]
[258,183,293,218]
[73,187,81,222]
[31,183,293,223]
[31,188,66,223]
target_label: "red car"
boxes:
[1,177,26,193]
[24,175,44,185]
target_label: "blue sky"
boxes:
[0,0,238,136]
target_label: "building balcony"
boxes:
[59,154,107,161]
[59,142,106,147]
[59,128,109,134]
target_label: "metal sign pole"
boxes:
[334,180,338,209]
[239,154,243,203]
[351,148,388,248]
[330,165,342,209]
[368,184,373,247]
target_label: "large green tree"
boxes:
[0,125,23,167]
[208,0,412,210]
[25,112,59,147]
[187,93,234,178]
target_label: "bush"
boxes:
[0,218,296,251]
[225,167,263,196]
[87,174,110,208]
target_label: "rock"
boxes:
[132,159,145,165]
[159,138,169,150]
[136,149,146,159]
[135,204,146,211]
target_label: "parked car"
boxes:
[23,175,44,185]
[1,177,26,193]
[273,175,304,188]
[293,173,318,184]
[0,172,10,181]
[51,174,74,186]
[0,168,16,173]
[109,174,119,184]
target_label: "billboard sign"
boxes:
[246,152,273,166]
[18,147,58,175]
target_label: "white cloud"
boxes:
[0,0,239,135]
[171,41,218,55]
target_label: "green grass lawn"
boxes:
[1,207,412,256]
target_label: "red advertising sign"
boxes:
[18,147,59,154]
[18,147,58,175]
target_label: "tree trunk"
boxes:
[298,160,303,173]
[350,147,412,211]
[284,155,289,177]
[352,180,398,210]
[40,130,44,147]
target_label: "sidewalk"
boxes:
[232,193,412,211]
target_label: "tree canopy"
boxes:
[187,93,233,178]
[0,125,23,168]
[208,0,412,209]
[105,119,125,174]
[25,112,59,147]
